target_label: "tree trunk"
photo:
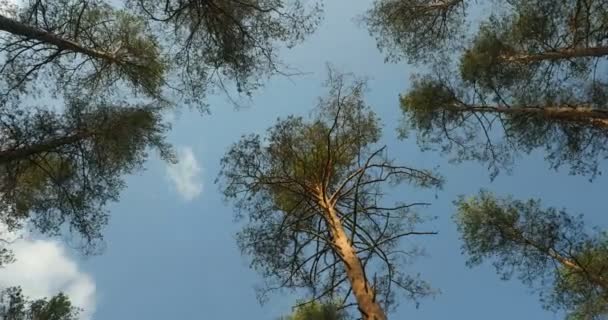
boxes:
[319,198,387,320]
[450,103,608,129]
[0,13,118,64]
[546,249,608,290]
[0,132,92,164]
[506,226,608,290]
[501,46,608,63]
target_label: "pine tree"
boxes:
[455,191,608,319]
[0,99,172,250]
[218,69,442,320]
[365,0,467,63]
[0,0,165,98]
[399,75,608,178]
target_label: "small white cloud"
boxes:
[166,146,203,201]
[0,237,96,320]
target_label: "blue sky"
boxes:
[3,0,607,319]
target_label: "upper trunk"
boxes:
[506,225,608,290]
[500,46,608,63]
[0,13,119,64]
[546,249,608,290]
[0,131,92,164]
[317,192,387,320]
[448,103,608,129]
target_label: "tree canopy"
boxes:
[0,0,323,107]
[455,191,608,320]
[0,99,172,251]
[279,301,347,320]
[399,74,608,179]
[365,0,467,63]
[218,69,442,319]
[368,0,608,179]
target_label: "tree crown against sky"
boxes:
[218,69,443,319]
[0,98,173,253]
[456,191,608,320]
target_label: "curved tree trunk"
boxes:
[319,197,387,320]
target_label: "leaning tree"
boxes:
[456,191,608,320]
[218,69,443,320]
[0,0,323,107]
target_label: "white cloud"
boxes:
[0,237,96,320]
[166,146,203,201]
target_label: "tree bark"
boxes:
[318,196,387,320]
[500,46,608,63]
[0,132,92,164]
[0,13,119,64]
[449,103,608,129]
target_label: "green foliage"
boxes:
[385,0,608,180]
[280,301,347,320]
[1,0,322,108]
[218,69,441,314]
[400,74,608,179]
[0,99,172,251]
[1,0,166,99]
[458,0,600,94]
[399,76,461,135]
[459,17,530,90]
[365,0,466,63]
[0,287,80,320]
[455,191,608,319]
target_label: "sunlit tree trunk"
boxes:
[448,104,608,129]
[318,192,387,320]
[500,46,608,63]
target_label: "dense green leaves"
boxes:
[279,301,347,320]
[0,99,172,250]
[455,191,608,319]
